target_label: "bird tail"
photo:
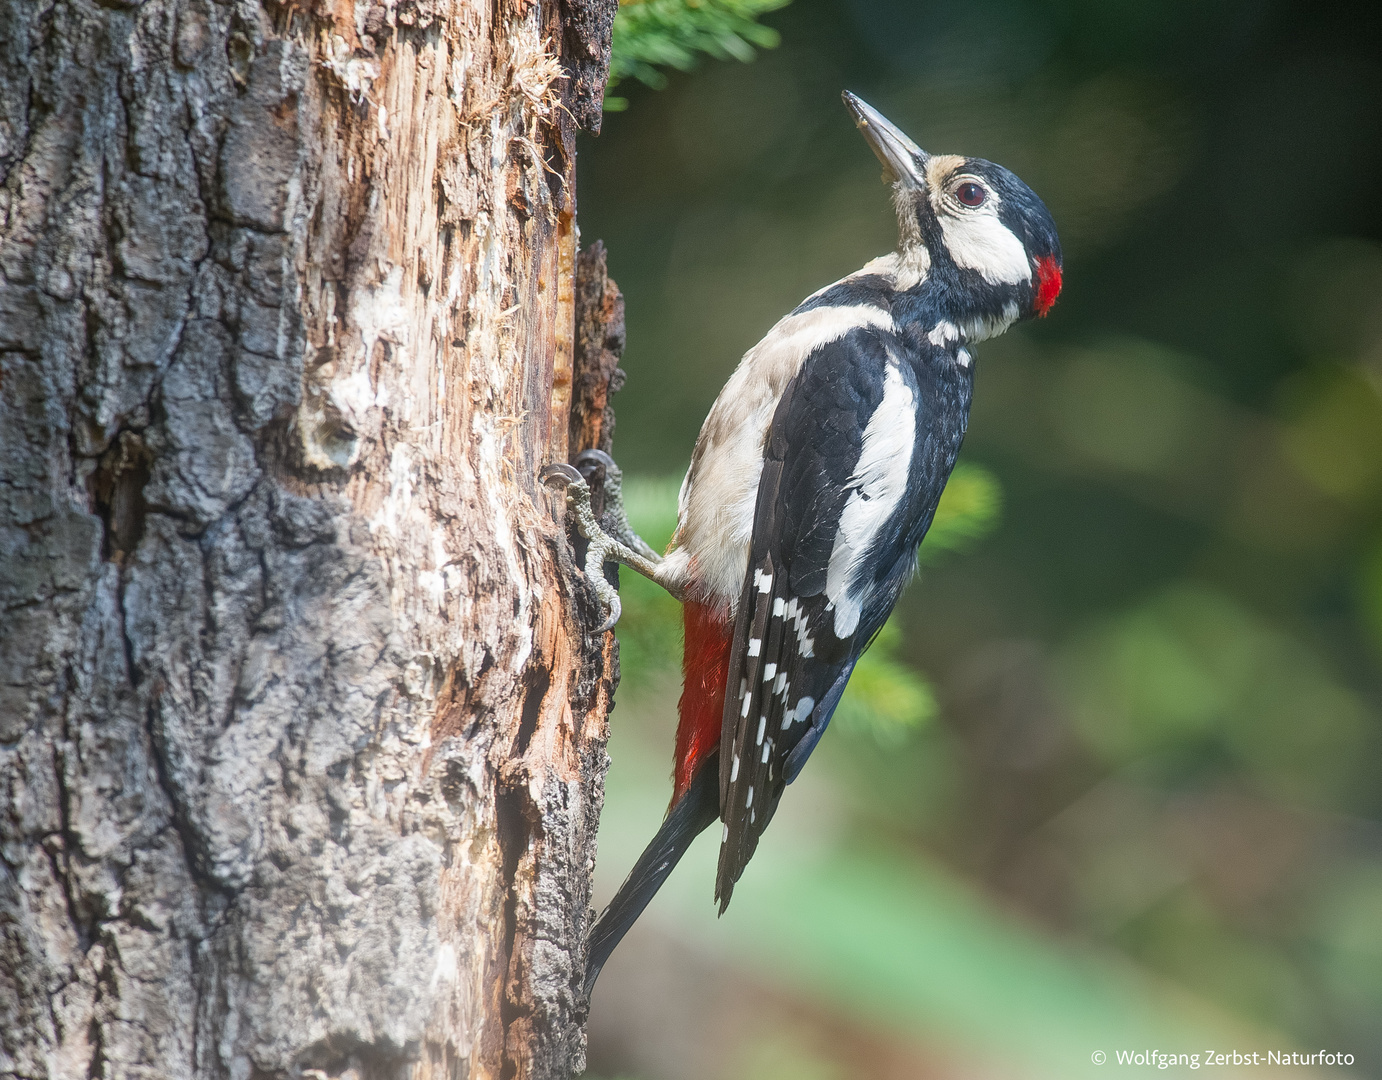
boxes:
[584,756,720,997]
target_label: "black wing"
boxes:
[715,328,900,910]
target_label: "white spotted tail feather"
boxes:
[717,546,828,911]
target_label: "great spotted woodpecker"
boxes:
[548,92,1062,994]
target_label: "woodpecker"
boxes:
[548,92,1062,995]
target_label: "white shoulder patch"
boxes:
[824,362,916,638]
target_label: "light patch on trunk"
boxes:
[431,942,458,988]
[321,35,381,103]
[301,264,409,470]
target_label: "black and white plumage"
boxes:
[579,91,1062,990]
[714,293,976,905]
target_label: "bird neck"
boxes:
[891,246,1023,348]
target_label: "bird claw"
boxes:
[574,448,616,477]
[573,449,661,562]
[541,460,631,633]
[543,454,673,633]
[591,593,622,635]
[581,540,625,634]
[541,463,584,487]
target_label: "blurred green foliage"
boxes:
[1364,541,1382,654]
[605,0,792,110]
[1313,866,1382,1039]
[1059,585,1370,807]
[828,619,936,745]
[733,1037,844,1080]
[606,477,683,684]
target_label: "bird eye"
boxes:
[954,181,987,208]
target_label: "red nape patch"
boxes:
[1034,254,1063,317]
[672,601,733,806]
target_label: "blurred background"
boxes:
[574,1,1382,1076]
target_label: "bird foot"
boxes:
[575,450,663,563]
[541,450,667,633]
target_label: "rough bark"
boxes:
[568,241,624,460]
[0,0,621,1077]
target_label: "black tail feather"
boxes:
[584,757,720,997]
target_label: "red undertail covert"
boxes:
[674,600,733,805]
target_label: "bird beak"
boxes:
[842,91,929,190]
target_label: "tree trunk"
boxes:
[0,0,622,1077]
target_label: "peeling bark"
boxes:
[0,1,622,1077]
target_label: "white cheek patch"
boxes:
[938,211,1030,286]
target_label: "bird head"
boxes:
[843,91,1062,323]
